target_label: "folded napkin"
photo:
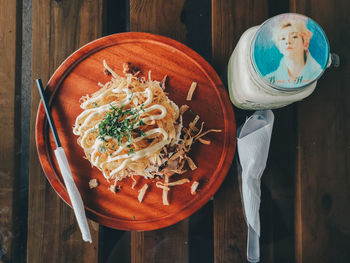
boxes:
[237,110,274,262]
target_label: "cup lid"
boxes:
[250,13,330,90]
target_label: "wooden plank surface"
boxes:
[129,1,189,262]
[211,1,269,262]
[0,0,21,262]
[291,1,350,262]
[211,0,268,74]
[3,0,349,262]
[260,106,298,263]
[130,0,187,43]
[27,1,103,262]
[131,223,189,263]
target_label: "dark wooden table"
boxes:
[1,0,350,262]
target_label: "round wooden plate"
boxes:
[36,32,236,231]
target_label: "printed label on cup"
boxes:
[251,13,330,90]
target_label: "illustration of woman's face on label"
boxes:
[252,14,329,89]
[277,25,306,59]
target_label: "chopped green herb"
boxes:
[138,120,146,126]
[94,102,98,107]
[98,105,145,145]
[98,136,108,142]
[136,129,146,137]
[140,104,145,112]
[128,148,135,155]
[99,145,106,153]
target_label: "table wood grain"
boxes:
[129,1,193,262]
[1,0,350,262]
[292,0,350,262]
[27,0,103,262]
[0,0,20,262]
[211,1,270,262]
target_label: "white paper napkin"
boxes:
[54,147,92,243]
[237,110,274,262]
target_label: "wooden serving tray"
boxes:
[35,32,236,231]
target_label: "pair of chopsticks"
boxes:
[36,79,92,243]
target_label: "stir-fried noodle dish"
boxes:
[73,61,221,205]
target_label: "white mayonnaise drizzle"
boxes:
[75,82,180,180]
[108,130,169,178]
[73,88,133,135]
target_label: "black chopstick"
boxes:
[36,79,61,148]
